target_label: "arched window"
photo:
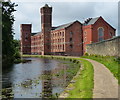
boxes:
[98,27,104,41]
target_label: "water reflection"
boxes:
[52,65,67,87]
[42,70,52,98]
[2,57,70,98]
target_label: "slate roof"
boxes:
[51,27,57,30]
[31,32,42,36]
[31,21,79,36]
[83,17,100,26]
[31,17,115,36]
[44,4,49,7]
[53,22,74,30]
[52,21,79,30]
[87,17,100,25]
[31,33,37,36]
[83,16,115,30]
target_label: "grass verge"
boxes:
[64,58,94,98]
[82,55,119,85]
[22,55,94,98]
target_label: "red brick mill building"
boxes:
[20,4,116,56]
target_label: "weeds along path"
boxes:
[84,58,118,98]
[59,58,94,98]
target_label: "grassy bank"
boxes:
[22,55,94,98]
[61,58,94,98]
[82,54,119,84]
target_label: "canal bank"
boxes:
[22,55,94,98]
[2,56,84,99]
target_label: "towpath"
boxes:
[44,55,118,98]
[84,58,118,98]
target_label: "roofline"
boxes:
[20,24,32,25]
[51,28,65,32]
[51,20,82,31]
[83,16,116,31]
[83,17,99,26]
[65,20,82,29]
[94,16,116,31]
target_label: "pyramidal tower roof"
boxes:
[44,4,49,7]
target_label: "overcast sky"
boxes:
[12,1,119,39]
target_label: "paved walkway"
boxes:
[85,59,118,98]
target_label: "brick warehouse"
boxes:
[20,4,116,56]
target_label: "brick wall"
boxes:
[86,36,120,57]
[20,24,31,54]
[31,34,43,55]
[82,17,116,54]
[51,29,65,53]
[65,21,83,56]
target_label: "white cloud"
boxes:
[12,2,119,39]
[11,0,119,2]
[93,2,118,35]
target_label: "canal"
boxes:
[2,57,80,98]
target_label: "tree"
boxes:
[13,39,20,59]
[2,1,18,62]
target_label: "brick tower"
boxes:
[40,4,52,55]
[20,24,32,55]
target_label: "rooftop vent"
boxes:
[84,18,92,25]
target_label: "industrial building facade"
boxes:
[20,4,116,56]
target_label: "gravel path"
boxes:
[85,59,118,98]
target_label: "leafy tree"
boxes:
[13,39,20,50]
[2,1,18,62]
[13,39,20,59]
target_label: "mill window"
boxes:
[25,33,28,41]
[84,37,87,42]
[70,31,73,34]
[62,32,64,36]
[63,44,64,50]
[84,32,87,36]
[70,38,72,42]
[98,27,104,41]
[70,44,73,48]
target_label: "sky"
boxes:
[12,1,119,39]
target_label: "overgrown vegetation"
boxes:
[82,54,120,84]
[2,2,20,65]
[64,58,94,98]
[1,88,13,99]
[54,59,81,86]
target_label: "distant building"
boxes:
[20,4,116,56]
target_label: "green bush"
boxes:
[114,57,120,64]
[72,59,77,63]
[69,59,72,62]
[84,52,89,56]
[14,51,20,59]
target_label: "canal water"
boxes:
[2,57,72,98]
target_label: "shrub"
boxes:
[72,59,77,63]
[84,52,89,56]
[114,57,120,64]
[14,51,20,59]
[69,59,72,62]
[94,54,98,57]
